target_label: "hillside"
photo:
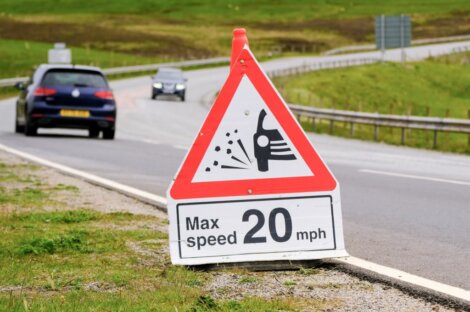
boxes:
[1,0,470,77]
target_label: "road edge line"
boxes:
[360,169,470,186]
[0,142,468,307]
[332,257,469,307]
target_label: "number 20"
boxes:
[242,208,292,243]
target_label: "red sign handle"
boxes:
[231,28,249,69]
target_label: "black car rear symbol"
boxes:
[253,109,296,172]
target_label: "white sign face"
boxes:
[176,196,336,259]
[192,76,312,182]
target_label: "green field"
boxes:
[277,53,470,118]
[0,40,161,79]
[1,1,470,78]
[273,52,470,153]
[2,0,470,20]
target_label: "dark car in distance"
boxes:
[15,64,116,139]
[151,67,186,101]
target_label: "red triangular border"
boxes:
[169,48,337,200]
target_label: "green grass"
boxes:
[0,187,49,207]
[0,162,69,208]
[238,276,259,284]
[277,58,470,118]
[0,86,17,100]
[283,280,297,287]
[13,209,98,224]
[1,0,470,20]
[0,39,162,79]
[1,1,470,79]
[298,267,321,275]
[274,53,470,153]
[0,207,324,311]
[0,157,338,311]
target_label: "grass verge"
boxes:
[0,86,18,100]
[0,156,340,311]
[274,52,470,154]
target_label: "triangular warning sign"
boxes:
[169,47,337,200]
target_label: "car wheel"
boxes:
[102,129,115,140]
[15,118,25,133]
[24,121,37,136]
[181,94,185,102]
[151,93,156,100]
[89,128,100,138]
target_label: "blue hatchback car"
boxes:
[15,64,116,139]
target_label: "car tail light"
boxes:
[95,90,114,100]
[34,87,56,96]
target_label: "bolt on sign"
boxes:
[167,29,348,265]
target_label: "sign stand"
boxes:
[167,29,347,265]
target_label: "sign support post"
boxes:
[381,15,385,62]
[400,14,406,63]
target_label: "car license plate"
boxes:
[60,110,90,118]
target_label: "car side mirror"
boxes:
[14,81,26,91]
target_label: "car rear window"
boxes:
[156,70,183,80]
[41,70,108,88]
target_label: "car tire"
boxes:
[181,94,185,102]
[89,128,100,138]
[151,93,156,100]
[24,121,37,136]
[102,129,115,140]
[15,119,25,133]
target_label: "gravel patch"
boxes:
[207,269,455,311]
[0,150,166,218]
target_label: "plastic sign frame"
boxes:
[167,47,347,265]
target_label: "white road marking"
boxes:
[0,142,468,302]
[360,169,470,187]
[116,134,188,150]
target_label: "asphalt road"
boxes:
[1,41,469,289]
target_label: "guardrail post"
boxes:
[374,124,379,141]
[444,109,450,148]
[401,128,406,145]
[468,110,470,149]
[329,120,334,134]
[433,130,438,149]
[312,117,316,131]
[350,122,355,137]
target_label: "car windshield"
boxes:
[156,70,183,80]
[41,70,108,88]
